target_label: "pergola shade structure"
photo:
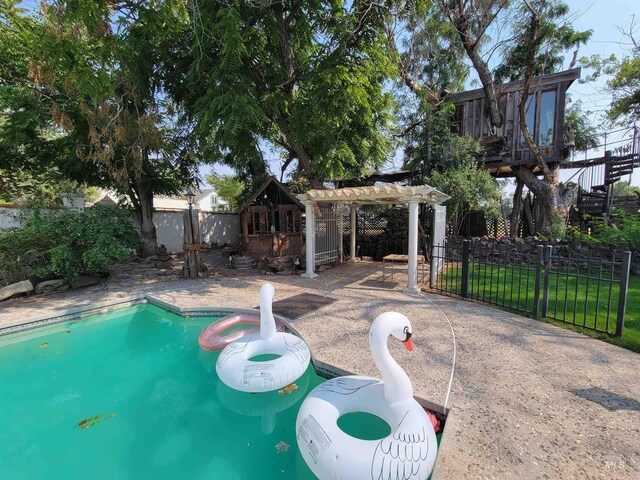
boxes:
[297,185,449,292]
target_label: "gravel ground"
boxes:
[1,260,639,479]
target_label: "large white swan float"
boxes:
[216,283,311,392]
[296,312,437,480]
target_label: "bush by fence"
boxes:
[0,206,141,287]
[431,240,632,337]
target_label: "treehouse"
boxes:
[445,68,581,176]
[238,176,304,259]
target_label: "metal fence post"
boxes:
[616,251,632,337]
[541,245,553,317]
[461,240,471,298]
[532,245,543,316]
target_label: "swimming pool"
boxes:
[0,303,400,479]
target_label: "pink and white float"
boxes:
[198,313,285,352]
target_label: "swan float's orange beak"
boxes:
[403,337,414,352]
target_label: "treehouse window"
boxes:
[538,90,556,146]
[520,95,537,146]
[453,105,464,135]
[519,88,557,148]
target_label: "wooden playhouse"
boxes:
[237,177,304,258]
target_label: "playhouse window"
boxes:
[281,207,300,233]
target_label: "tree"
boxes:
[171,1,396,189]
[438,0,588,236]
[204,173,245,212]
[604,17,640,124]
[0,1,90,204]
[493,1,591,83]
[426,135,501,234]
[26,1,198,255]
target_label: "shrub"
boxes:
[0,206,141,286]
[567,210,640,249]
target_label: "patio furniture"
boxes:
[381,254,427,284]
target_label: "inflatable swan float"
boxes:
[216,284,311,392]
[296,312,437,480]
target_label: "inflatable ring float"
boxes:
[296,312,437,480]
[199,313,285,351]
[216,283,311,393]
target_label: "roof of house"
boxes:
[194,189,216,203]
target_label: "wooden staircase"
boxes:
[576,149,640,217]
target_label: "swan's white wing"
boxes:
[319,377,379,395]
[283,335,310,365]
[371,410,432,480]
[216,337,251,368]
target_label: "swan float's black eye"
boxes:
[403,326,412,342]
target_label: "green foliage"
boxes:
[568,211,640,248]
[580,20,640,124]
[1,1,199,254]
[204,174,245,212]
[0,206,141,286]
[425,135,501,221]
[563,100,598,153]
[0,1,83,191]
[172,1,396,186]
[612,181,640,197]
[0,166,97,208]
[607,55,640,122]
[493,0,592,83]
[402,102,456,175]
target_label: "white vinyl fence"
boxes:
[1,206,241,254]
[140,209,240,253]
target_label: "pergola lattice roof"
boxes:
[296,184,449,205]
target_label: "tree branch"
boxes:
[518,0,554,184]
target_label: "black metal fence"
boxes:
[431,240,632,337]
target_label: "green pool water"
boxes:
[0,304,393,479]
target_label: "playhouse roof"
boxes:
[236,176,304,213]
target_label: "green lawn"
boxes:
[434,262,640,353]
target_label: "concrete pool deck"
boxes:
[1,261,639,479]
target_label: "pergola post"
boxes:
[348,204,358,262]
[403,201,420,293]
[302,201,318,278]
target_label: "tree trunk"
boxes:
[510,178,524,237]
[513,166,561,236]
[132,182,158,257]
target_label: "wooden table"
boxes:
[381,254,426,283]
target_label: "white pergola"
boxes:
[297,184,449,292]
